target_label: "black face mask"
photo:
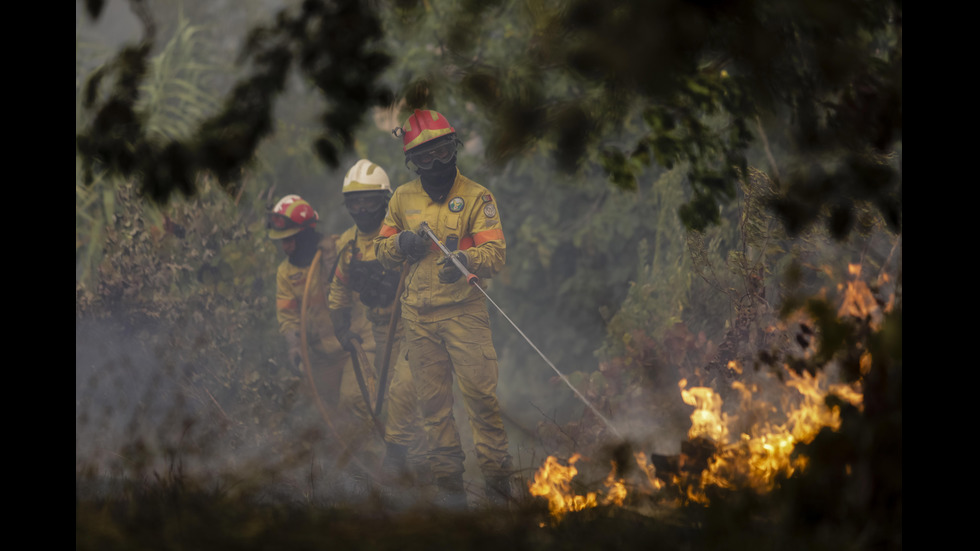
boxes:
[345,191,389,232]
[289,229,320,267]
[351,208,387,232]
[418,158,458,203]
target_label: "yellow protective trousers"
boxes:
[370,323,428,465]
[403,309,511,479]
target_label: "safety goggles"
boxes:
[267,213,291,230]
[344,192,388,214]
[407,138,457,170]
[267,212,308,230]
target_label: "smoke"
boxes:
[76,317,193,480]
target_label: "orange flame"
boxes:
[531,262,882,516]
[679,379,731,444]
[838,263,883,328]
[680,364,863,502]
[529,454,628,522]
[530,362,864,514]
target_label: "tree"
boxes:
[77,0,901,238]
[77,0,391,202]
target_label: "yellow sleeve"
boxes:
[328,242,355,311]
[275,263,301,336]
[463,191,506,279]
[374,190,408,270]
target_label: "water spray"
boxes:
[417,222,623,439]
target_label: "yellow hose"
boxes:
[299,247,376,476]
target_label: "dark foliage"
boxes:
[77,0,392,204]
[79,0,900,238]
[398,0,901,235]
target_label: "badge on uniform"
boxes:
[448,197,464,212]
[483,203,497,218]
[482,194,492,203]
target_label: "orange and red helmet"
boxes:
[394,109,461,171]
[396,109,456,152]
[267,194,318,239]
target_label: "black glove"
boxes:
[437,251,468,284]
[329,308,362,353]
[397,230,429,263]
[337,328,362,354]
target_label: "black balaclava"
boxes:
[346,191,390,233]
[288,228,321,268]
[351,207,387,233]
[419,161,457,202]
[414,138,459,202]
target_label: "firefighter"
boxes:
[328,159,430,485]
[375,110,513,508]
[268,194,379,465]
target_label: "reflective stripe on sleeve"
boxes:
[473,228,504,246]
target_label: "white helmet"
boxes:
[342,159,391,195]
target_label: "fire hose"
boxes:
[417,221,623,439]
[299,248,379,476]
[347,339,386,439]
[374,262,410,418]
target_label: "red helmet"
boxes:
[267,194,318,239]
[395,109,456,152]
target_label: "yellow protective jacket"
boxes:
[328,224,395,327]
[276,234,371,354]
[374,170,505,322]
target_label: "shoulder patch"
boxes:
[448,197,465,212]
[482,193,492,203]
[483,203,497,218]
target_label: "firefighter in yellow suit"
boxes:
[375,110,513,508]
[269,194,379,467]
[328,159,429,485]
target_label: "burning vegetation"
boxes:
[528,363,864,521]
[525,260,899,545]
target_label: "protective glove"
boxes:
[397,230,429,263]
[437,251,468,284]
[329,308,362,354]
[285,331,303,372]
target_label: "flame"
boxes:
[530,363,864,516]
[726,360,743,375]
[679,364,863,503]
[838,263,883,328]
[634,451,664,492]
[679,379,731,444]
[530,262,883,518]
[529,454,628,522]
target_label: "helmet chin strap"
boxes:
[418,159,457,202]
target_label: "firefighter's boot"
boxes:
[435,474,468,510]
[485,475,513,508]
[381,442,410,485]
